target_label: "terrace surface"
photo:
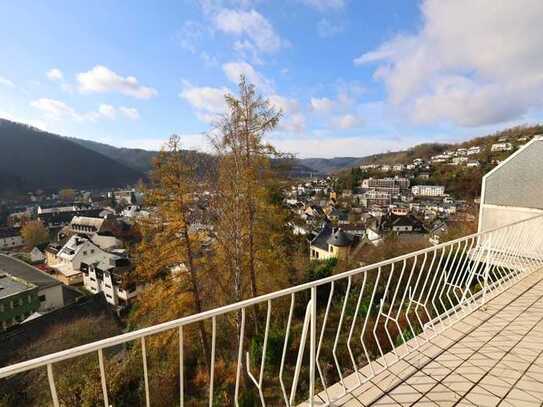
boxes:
[309,270,543,406]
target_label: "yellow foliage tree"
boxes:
[20,220,49,248]
[58,188,76,202]
[210,76,293,327]
[133,135,211,367]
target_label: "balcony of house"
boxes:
[1,139,543,406]
[0,213,542,406]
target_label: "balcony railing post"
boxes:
[482,236,492,305]
[309,286,317,406]
[2,214,543,406]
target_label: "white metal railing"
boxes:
[2,215,543,406]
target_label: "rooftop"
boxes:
[0,254,60,289]
[0,273,35,299]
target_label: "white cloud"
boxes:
[180,84,230,123]
[311,97,335,113]
[282,112,305,133]
[268,94,299,113]
[222,61,272,92]
[31,98,78,119]
[317,18,344,38]
[119,106,140,120]
[180,85,229,113]
[77,65,157,99]
[299,0,344,11]
[213,9,283,54]
[331,113,363,129]
[269,94,304,132]
[270,134,413,159]
[46,68,63,81]
[122,132,211,152]
[178,20,206,54]
[31,98,140,122]
[354,0,543,127]
[0,76,15,88]
[180,80,304,131]
[98,104,116,119]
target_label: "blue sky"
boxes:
[1,0,543,157]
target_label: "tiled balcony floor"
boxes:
[309,270,543,406]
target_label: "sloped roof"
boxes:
[311,222,333,251]
[327,228,353,247]
[0,254,60,289]
[70,216,105,231]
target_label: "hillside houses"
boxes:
[285,171,465,261]
[491,142,513,152]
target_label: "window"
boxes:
[27,295,32,304]
[39,295,46,302]
[91,249,95,254]
[106,294,112,299]
[105,284,111,289]
[10,300,15,309]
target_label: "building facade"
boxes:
[0,274,40,330]
[411,185,445,197]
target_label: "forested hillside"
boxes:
[0,119,143,193]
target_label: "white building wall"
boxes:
[38,284,64,312]
[479,137,543,259]
[0,236,24,249]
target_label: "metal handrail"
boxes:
[2,213,543,406]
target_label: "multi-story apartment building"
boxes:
[361,190,392,207]
[361,177,410,192]
[411,185,445,197]
[81,260,142,309]
[0,273,40,330]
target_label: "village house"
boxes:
[412,185,445,197]
[429,222,449,245]
[451,156,468,165]
[310,224,360,261]
[0,227,23,250]
[69,216,115,236]
[0,274,40,331]
[467,146,482,155]
[29,247,45,263]
[81,259,142,309]
[51,235,121,285]
[382,214,425,234]
[491,142,513,152]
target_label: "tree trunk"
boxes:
[182,222,210,371]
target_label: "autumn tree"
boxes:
[58,188,76,202]
[20,220,49,248]
[133,135,210,366]
[211,76,291,319]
